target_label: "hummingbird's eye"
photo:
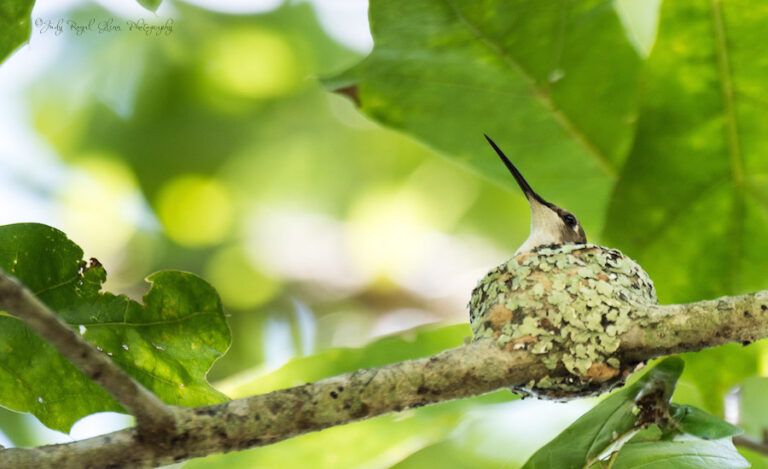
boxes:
[563,214,577,227]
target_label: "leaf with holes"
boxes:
[326,0,646,233]
[604,0,768,303]
[0,223,230,432]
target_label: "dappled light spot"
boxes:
[347,188,433,284]
[201,28,301,99]
[205,246,280,310]
[59,156,141,262]
[156,174,233,247]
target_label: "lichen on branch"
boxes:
[2,253,768,467]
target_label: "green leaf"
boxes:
[395,397,598,468]
[737,376,768,439]
[523,357,683,469]
[674,343,761,415]
[218,323,471,397]
[740,448,768,469]
[612,438,749,469]
[624,425,666,444]
[671,404,742,439]
[391,438,501,469]
[604,0,768,303]
[328,0,644,232]
[136,0,162,11]
[0,223,230,432]
[0,0,34,65]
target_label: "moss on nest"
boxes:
[469,243,657,398]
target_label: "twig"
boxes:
[734,435,768,456]
[0,273,178,437]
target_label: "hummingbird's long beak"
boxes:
[483,134,548,206]
[484,133,586,254]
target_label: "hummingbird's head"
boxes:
[484,134,587,254]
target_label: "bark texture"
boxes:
[1,342,545,468]
[0,270,767,468]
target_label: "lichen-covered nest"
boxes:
[469,243,656,398]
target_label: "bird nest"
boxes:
[469,243,657,398]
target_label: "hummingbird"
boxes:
[484,134,587,255]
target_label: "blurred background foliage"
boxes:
[0,0,767,467]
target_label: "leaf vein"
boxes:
[441,0,618,178]
[710,0,745,291]
[77,310,215,328]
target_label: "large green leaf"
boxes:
[0,0,34,65]
[329,0,645,232]
[604,0,768,303]
[523,357,683,469]
[0,223,230,432]
[611,438,749,469]
[331,0,768,307]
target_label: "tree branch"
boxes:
[734,435,768,457]
[0,273,178,437]
[0,341,546,468]
[0,282,767,468]
[619,290,768,360]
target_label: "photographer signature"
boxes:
[34,17,175,37]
